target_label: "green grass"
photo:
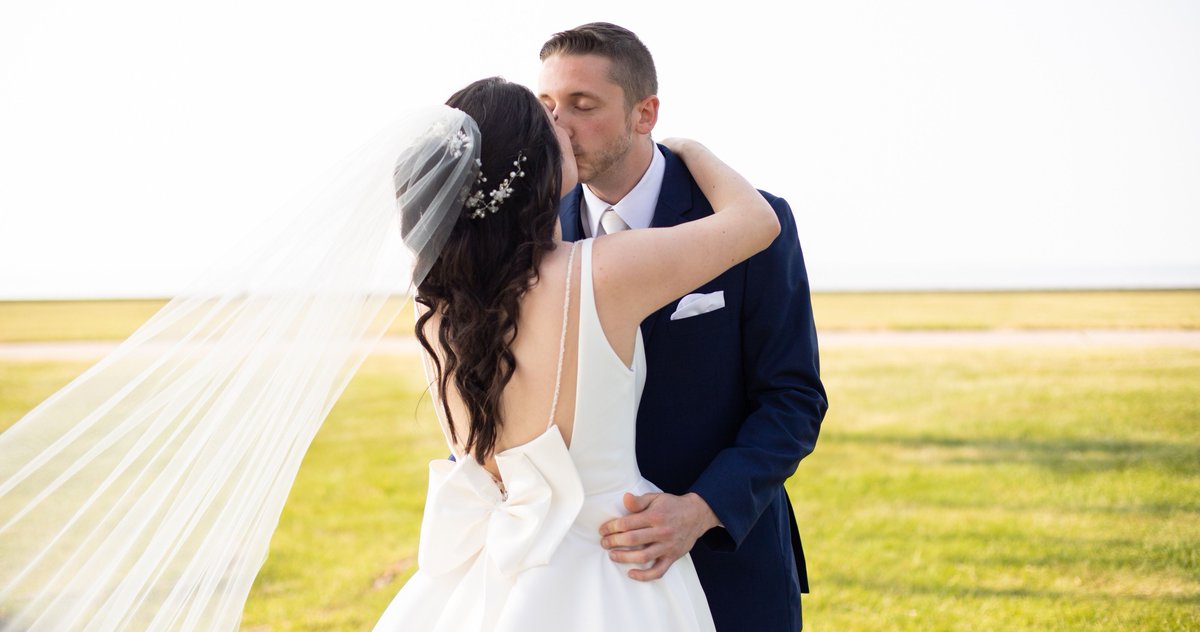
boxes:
[0,298,420,343]
[1,290,1197,342]
[0,300,167,342]
[810,290,1200,331]
[0,354,445,631]
[794,346,1200,630]
[2,345,1197,630]
[238,355,444,631]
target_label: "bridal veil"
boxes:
[0,105,480,630]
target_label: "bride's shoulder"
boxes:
[519,242,569,305]
[536,240,583,281]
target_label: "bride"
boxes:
[0,77,777,630]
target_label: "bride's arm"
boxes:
[592,139,780,330]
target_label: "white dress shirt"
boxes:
[580,144,666,237]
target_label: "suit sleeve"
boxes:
[687,195,828,550]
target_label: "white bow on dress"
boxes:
[417,426,585,577]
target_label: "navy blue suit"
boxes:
[559,145,828,631]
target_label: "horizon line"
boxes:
[2,285,1198,302]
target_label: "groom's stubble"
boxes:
[538,53,657,205]
[578,117,635,187]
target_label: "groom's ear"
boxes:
[632,95,659,136]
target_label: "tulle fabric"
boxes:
[0,105,479,630]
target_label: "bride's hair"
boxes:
[413,77,564,463]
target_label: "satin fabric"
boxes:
[373,239,715,631]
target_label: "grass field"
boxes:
[2,338,1196,630]
[1,290,1197,342]
[796,346,1199,630]
[810,290,1200,331]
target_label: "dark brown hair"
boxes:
[413,77,563,464]
[539,22,658,109]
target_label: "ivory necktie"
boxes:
[599,207,629,235]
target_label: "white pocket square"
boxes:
[670,291,725,321]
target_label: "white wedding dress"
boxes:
[373,239,715,631]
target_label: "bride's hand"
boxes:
[658,137,700,158]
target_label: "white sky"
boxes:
[1,0,1197,298]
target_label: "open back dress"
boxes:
[372,239,715,631]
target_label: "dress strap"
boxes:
[547,242,579,430]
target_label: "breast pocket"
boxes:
[654,278,741,386]
[665,285,735,338]
[666,304,731,337]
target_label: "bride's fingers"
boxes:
[627,556,674,582]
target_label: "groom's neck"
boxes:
[585,136,655,205]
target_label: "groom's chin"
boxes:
[573,161,597,184]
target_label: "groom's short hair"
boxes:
[539,22,657,111]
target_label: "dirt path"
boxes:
[2,330,1198,361]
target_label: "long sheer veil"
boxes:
[0,105,480,630]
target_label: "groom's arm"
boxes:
[688,194,827,550]
[600,195,828,577]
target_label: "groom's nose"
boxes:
[551,109,574,135]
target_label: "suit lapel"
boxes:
[641,145,696,344]
[561,149,697,346]
[648,144,695,229]
[558,185,585,243]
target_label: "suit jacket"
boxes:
[559,145,828,631]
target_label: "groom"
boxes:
[539,23,828,631]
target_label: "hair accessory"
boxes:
[447,129,472,158]
[466,152,528,219]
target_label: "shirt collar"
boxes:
[580,144,665,237]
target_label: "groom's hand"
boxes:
[598,491,721,581]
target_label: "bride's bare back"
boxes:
[423,138,781,486]
[423,242,584,482]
